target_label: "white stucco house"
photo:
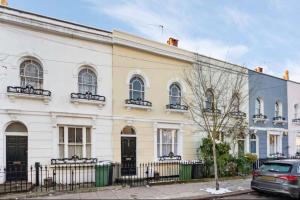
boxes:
[287,81,300,156]
[0,6,113,179]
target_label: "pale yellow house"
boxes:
[111,31,201,171]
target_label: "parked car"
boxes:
[251,159,300,198]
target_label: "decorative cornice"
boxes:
[0,7,112,44]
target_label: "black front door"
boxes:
[6,136,28,181]
[121,137,136,176]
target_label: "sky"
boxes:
[7,0,300,81]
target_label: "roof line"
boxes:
[0,5,111,34]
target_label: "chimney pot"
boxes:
[283,70,289,80]
[0,0,8,6]
[167,37,178,47]
[255,67,263,73]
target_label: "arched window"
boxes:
[169,83,181,105]
[205,89,214,109]
[294,104,299,119]
[129,76,144,100]
[232,94,240,112]
[255,97,263,115]
[20,59,43,89]
[250,134,257,154]
[275,101,282,117]
[78,68,97,94]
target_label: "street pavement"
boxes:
[28,178,251,199]
[221,191,293,200]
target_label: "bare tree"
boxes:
[184,57,248,190]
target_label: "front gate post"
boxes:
[35,162,40,186]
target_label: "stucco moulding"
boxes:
[124,104,152,111]
[70,98,106,108]
[7,92,51,104]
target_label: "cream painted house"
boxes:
[111,31,201,172]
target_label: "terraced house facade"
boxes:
[2,2,300,183]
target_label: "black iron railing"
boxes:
[7,85,51,96]
[273,116,286,121]
[125,99,152,107]
[202,107,221,115]
[230,111,246,118]
[51,155,97,165]
[292,118,300,123]
[166,104,188,111]
[70,92,105,102]
[253,114,267,119]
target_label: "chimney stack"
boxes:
[0,0,8,6]
[167,37,178,47]
[255,67,263,73]
[283,70,289,80]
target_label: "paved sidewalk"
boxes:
[32,178,251,199]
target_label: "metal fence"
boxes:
[0,159,253,195]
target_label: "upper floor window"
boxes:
[295,104,299,119]
[232,94,240,112]
[205,89,214,109]
[78,68,97,94]
[169,83,181,105]
[129,76,144,100]
[255,97,263,115]
[275,101,282,117]
[20,59,43,89]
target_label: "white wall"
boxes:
[0,13,113,169]
[287,81,300,155]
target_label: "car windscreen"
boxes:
[259,163,292,173]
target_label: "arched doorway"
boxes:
[121,126,136,176]
[5,122,28,181]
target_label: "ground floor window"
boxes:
[59,126,91,158]
[250,134,257,154]
[157,129,178,158]
[269,134,280,155]
[296,136,300,154]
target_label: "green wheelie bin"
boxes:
[179,161,192,181]
[95,161,111,187]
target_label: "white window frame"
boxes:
[275,101,282,117]
[129,76,145,100]
[78,68,97,95]
[156,129,179,158]
[295,104,299,119]
[169,83,181,105]
[58,126,92,159]
[20,59,43,89]
[267,131,282,157]
[255,97,264,115]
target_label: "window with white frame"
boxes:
[169,83,181,105]
[157,129,178,158]
[129,76,144,100]
[237,134,245,156]
[232,94,240,112]
[58,126,92,158]
[269,134,280,155]
[275,101,282,117]
[78,68,97,94]
[20,59,43,89]
[295,104,299,119]
[255,97,263,115]
[205,89,214,109]
[250,134,257,154]
[296,136,300,154]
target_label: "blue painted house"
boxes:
[248,67,288,158]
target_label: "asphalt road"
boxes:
[220,191,293,199]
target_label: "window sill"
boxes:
[125,104,152,111]
[70,98,106,108]
[166,108,188,114]
[272,120,287,125]
[253,118,268,124]
[7,92,51,104]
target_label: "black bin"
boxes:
[192,162,203,179]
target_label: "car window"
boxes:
[259,163,292,173]
[297,165,300,173]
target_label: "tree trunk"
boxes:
[212,139,219,190]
